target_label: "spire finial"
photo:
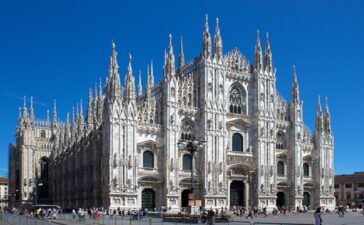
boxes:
[46,109,50,122]
[53,99,57,112]
[72,107,75,122]
[205,14,209,32]
[112,40,116,50]
[168,33,173,55]
[66,112,70,123]
[292,64,297,79]
[30,96,33,109]
[99,77,103,97]
[264,32,273,73]
[254,29,263,70]
[202,14,212,58]
[317,95,322,112]
[23,96,26,109]
[213,17,222,60]
[29,96,34,121]
[80,99,83,116]
[179,36,185,67]
[325,97,329,111]
[52,99,57,125]
[127,52,133,75]
[138,69,142,96]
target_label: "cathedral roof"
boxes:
[223,48,251,73]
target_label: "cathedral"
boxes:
[8,16,336,211]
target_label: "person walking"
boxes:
[246,208,254,219]
[314,207,322,225]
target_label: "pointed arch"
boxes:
[229,84,247,114]
[180,118,194,140]
[276,132,285,149]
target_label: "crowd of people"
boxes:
[0,204,363,224]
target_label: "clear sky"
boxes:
[0,0,363,176]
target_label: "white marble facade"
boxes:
[8,16,335,211]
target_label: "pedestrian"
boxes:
[72,209,76,220]
[246,208,254,219]
[314,207,322,225]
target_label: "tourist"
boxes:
[246,207,253,219]
[72,209,76,220]
[314,207,322,225]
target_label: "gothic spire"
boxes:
[290,65,300,105]
[99,77,103,97]
[263,32,273,73]
[72,106,75,123]
[46,109,50,126]
[52,99,57,126]
[179,36,185,68]
[324,97,331,133]
[87,88,93,127]
[164,34,176,78]
[138,70,142,96]
[29,96,34,122]
[125,53,136,101]
[315,95,323,132]
[150,60,154,86]
[213,17,223,60]
[79,99,83,120]
[202,14,212,58]
[106,41,121,101]
[21,96,28,122]
[254,29,263,71]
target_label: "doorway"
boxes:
[142,188,155,210]
[303,192,310,208]
[230,181,245,207]
[276,192,285,208]
[181,189,192,207]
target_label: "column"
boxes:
[244,181,249,207]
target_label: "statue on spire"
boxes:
[138,70,143,96]
[179,36,185,68]
[52,99,57,127]
[29,96,35,122]
[213,17,223,60]
[124,53,136,102]
[263,32,273,73]
[202,14,212,58]
[254,30,263,71]
[106,41,121,101]
[324,97,331,133]
[291,65,300,105]
[315,96,323,133]
[164,34,176,78]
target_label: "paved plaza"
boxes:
[1,211,364,225]
[40,212,364,225]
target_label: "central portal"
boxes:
[230,181,245,207]
[276,192,285,208]
[181,189,192,207]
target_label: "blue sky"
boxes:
[0,0,363,176]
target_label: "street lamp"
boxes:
[178,137,206,214]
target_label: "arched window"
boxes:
[41,130,46,138]
[232,133,244,152]
[183,154,192,171]
[143,151,154,169]
[181,119,194,140]
[303,163,309,176]
[230,87,243,114]
[277,161,285,176]
[276,133,284,149]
